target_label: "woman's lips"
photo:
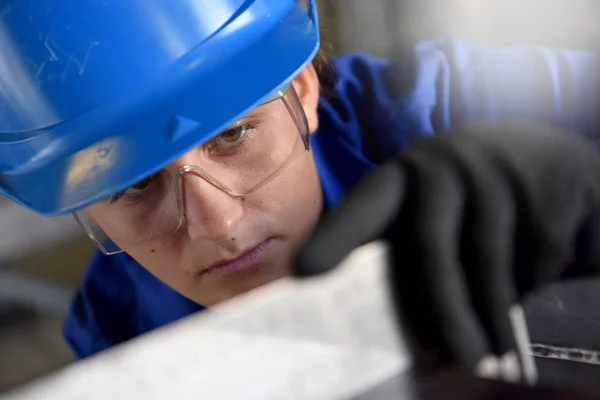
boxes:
[201,238,274,278]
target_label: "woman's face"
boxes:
[86,66,323,306]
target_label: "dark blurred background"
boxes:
[0,195,92,392]
[2,0,600,394]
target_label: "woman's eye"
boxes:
[123,176,153,195]
[217,125,247,144]
[110,175,157,203]
[213,121,259,147]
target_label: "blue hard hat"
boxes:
[0,0,320,216]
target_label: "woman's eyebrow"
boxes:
[223,110,267,128]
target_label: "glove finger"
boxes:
[390,146,490,371]
[294,161,405,277]
[452,140,518,359]
[388,227,451,372]
[450,140,525,382]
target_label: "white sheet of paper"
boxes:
[2,241,412,400]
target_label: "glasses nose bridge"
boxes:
[173,164,236,215]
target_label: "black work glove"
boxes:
[294,121,600,382]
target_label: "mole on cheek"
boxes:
[151,249,156,253]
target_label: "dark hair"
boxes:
[303,0,337,99]
[312,47,337,99]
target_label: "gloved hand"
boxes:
[294,121,600,383]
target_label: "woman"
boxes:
[1,0,600,384]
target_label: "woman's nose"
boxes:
[180,173,244,242]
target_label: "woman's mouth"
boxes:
[200,238,274,278]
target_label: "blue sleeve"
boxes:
[63,251,137,359]
[312,51,445,205]
[419,38,600,136]
[330,38,600,163]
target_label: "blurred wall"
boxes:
[395,0,600,50]
[317,0,394,57]
[319,0,600,57]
